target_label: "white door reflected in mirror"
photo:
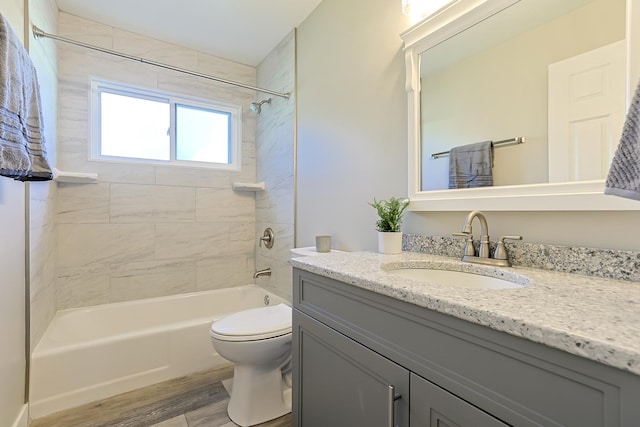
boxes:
[548,40,626,182]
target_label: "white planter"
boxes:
[377,231,403,254]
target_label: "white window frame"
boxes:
[90,78,242,170]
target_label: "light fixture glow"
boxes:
[402,0,454,22]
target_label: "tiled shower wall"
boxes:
[28,0,58,348]
[55,13,259,309]
[254,31,296,301]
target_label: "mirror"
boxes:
[421,0,625,190]
[401,0,640,210]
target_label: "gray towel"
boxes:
[604,79,640,200]
[0,14,53,181]
[448,141,493,189]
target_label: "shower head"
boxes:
[249,98,272,114]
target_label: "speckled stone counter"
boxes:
[290,251,640,376]
[403,234,640,282]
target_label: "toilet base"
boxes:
[225,364,292,427]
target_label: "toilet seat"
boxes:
[210,303,292,342]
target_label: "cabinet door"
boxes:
[411,374,510,427]
[293,310,409,427]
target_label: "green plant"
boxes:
[368,197,409,232]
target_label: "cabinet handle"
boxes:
[387,384,401,427]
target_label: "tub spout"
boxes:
[253,268,271,278]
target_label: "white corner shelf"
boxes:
[232,182,266,192]
[52,168,98,184]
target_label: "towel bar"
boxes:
[431,137,525,159]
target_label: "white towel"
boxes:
[604,79,640,200]
[448,141,494,189]
[0,14,53,181]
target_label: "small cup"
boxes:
[315,235,332,253]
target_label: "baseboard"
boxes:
[11,404,29,427]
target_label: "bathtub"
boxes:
[30,285,288,419]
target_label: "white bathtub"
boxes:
[30,285,288,418]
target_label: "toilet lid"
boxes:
[211,303,291,338]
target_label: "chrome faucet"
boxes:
[253,268,272,278]
[462,210,490,258]
[453,210,522,267]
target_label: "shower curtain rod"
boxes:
[32,25,291,100]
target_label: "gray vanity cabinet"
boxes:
[292,268,640,427]
[410,374,509,427]
[295,311,409,427]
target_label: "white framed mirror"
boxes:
[401,0,640,210]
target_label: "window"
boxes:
[90,79,241,170]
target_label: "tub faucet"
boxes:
[453,210,522,267]
[253,268,272,278]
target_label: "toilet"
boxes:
[209,303,292,427]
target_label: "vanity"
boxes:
[288,0,640,423]
[290,252,640,426]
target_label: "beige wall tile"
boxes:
[155,167,232,188]
[242,116,257,144]
[155,223,230,260]
[111,184,195,223]
[57,81,89,141]
[156,72,227,101]
[256,175,295,225]
[196,188,254,223]
[57,79,88,119]
[58,13,113,49]
[110,259,197,302]
[112,29,199,70]
[90,163,157,185]
[254,258,293,302]
[58,223,155,268]
[59,47,159,89]
[254,32,296,302]
[57,183,110,223]
[30,285,56,350]
[29,182,56,229]
[56,12,260,306]
[56,265,111,309]
[196,256,254,291]
[197,52,256,86]
[30,218,57,300]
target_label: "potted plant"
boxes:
[369,197,409,254]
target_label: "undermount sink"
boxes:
[384,266,529,289]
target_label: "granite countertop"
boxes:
[290,251,640,376]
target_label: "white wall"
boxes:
[0,182,26,426]
[0,4,27,427]
[55,13,259,308]
[297,0,410,251]
[0,182,27,426]
[297,0,640,252]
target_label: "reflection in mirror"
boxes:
[419,0,626,191]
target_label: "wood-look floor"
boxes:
[30,365,291,427]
